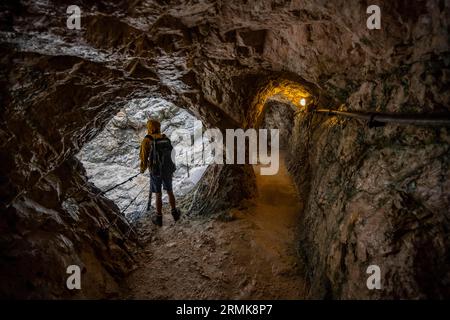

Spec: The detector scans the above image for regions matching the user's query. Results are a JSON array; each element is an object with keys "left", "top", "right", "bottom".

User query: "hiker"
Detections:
[{"left": 140, "top": 119, "right": 180, "bottom": 226}]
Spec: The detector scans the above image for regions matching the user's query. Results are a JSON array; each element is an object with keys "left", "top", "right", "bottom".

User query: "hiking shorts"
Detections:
[{"left": 150, "top": 173, "right": 173, "bottom": 193}]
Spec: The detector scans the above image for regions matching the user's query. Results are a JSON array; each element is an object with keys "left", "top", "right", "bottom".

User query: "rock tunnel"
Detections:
[{"left": 1, "top": 0, "right": 449, "bottom": 299}]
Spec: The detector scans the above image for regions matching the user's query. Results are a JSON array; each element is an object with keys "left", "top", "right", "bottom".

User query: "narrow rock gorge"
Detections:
[{"left": 0, "top": 0, "right": 449, "bottom": 299}]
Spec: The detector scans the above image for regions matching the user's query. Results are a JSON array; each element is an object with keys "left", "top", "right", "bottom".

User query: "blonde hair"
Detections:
[{"left": 147, "top": 119, "right": 161, "bottom": 134}]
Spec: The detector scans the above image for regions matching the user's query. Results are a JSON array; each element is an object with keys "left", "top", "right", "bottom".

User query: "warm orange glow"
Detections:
[{"left": 247, "top": 79, "right": 311, "bottom": 128}]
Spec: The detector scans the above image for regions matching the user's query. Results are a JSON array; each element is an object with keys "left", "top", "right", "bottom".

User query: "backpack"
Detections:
[{"left": 146, "top": 135, "right": 176, "bottom": 177}]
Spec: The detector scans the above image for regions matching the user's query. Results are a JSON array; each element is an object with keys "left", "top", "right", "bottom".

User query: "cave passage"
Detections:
[
  {"left": 1, "top": 0, "right": 449, "bottom": 300},
  {"left": 120, "top": 84, "right": 308, "bottom": 298},
  {"left": 122, "top": 153, "right": 306, "bottom": 299}
]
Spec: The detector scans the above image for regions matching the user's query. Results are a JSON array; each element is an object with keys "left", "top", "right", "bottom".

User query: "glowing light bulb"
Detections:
[{"left": 300, "top": 98, "right": 307, "bottom": 106}]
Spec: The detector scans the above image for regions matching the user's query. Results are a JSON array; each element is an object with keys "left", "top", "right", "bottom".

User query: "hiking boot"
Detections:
[
  {"left": 151, "top": 214, "right": 162, "bottom": 227},
  {"left": 171, "top": 208, "right": 181, "bottom": 222}
]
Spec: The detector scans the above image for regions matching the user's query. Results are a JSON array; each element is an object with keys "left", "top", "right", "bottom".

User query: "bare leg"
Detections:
[
  {"left": 167, "top": 191, "right": 176, "bottom": 210},
  {"left": 155, "top": 192, "right": 162, "bottom": 215}
]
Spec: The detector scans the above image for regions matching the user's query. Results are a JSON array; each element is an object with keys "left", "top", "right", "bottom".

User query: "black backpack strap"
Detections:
[{"left": 144, "top": 135, "right": 156, "bottom": 168}]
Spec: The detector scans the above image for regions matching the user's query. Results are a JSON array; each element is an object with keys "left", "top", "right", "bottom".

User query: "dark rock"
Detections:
[{"left": 0, "top": 0, "right": 449, "bottom": 299}]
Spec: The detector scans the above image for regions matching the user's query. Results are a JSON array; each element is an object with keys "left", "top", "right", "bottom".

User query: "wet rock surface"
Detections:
[{"left": 0, "top": 0, "right": 449, "bottom": 298}]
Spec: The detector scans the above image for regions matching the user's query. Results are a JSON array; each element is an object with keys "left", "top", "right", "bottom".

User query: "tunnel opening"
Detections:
[
  {"left": 247, "top": 77, "right": 315, "bottom": 180},
  {"left": 122, "top": 92, "right": 310, "bottom": 298},
  {"left": 245, "top": 77, "right": 316, "bottom": 128},
  {"left": 76, "top": 97, "right": 209, "bottom": 221}
]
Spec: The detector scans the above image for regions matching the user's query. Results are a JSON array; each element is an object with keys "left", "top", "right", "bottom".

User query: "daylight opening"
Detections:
[{"left": 76, "top": 98, "right": 208, "bottom": 220}]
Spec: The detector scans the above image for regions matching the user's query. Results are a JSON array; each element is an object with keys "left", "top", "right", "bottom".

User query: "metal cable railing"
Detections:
[
  {"left": 100, "top": 173, "right": 141, "bottom": 195},
  {"left": 65, "top": 173, "right": 148, "bottom": 244},
  {"left": 97, "top": 179, "right": 150, "bottom": 249},
  {"left": 314, "top": 108, "right": 450, "bottom": 127}
]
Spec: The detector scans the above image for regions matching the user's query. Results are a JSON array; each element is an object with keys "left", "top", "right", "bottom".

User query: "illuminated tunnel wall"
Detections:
[{"left": 246, "top": 79, "right": 314, "bottom": 129}]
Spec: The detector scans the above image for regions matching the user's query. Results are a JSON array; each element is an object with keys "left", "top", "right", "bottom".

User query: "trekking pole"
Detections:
[
  {"left": 100, "top": 173, "right": 140, "bottom": 195},
  {"left": 146, "top": 184, "right": 152, "bottom": 211},
  {"left": 186, "top": 151, "right": 190, "bottom": 178}
]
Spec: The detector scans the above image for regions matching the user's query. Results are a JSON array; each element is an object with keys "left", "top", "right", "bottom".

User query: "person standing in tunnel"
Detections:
[{"left": 140, "top": 119, "right": 180, "bottom": 227}]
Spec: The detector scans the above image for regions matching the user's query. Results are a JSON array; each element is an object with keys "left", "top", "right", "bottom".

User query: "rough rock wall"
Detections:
[
  {"left": 262, "top": 100, "right": 296, "bottom": 149},
  {"left": 181, "top": 164, "right": 257, "bottom": 217},
  {"left": 287, "top": 112, "right": 450, "bottom": 299},
  {"left": 1, "top": 0, "right": 449, "bottom": 299},
  {"left": 0, "top": 46, "right": 143, "bottom": 298},
  {"left": 0, "top": 158, "right": 135, "bottom": 298},
  {"left": 3, "top": 0, "right": 448, "bottom": 204}
]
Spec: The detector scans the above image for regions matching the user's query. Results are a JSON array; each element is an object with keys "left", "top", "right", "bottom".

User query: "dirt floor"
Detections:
[{"left": 120, "top": 157, "right": 307, "bottom": 299}]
